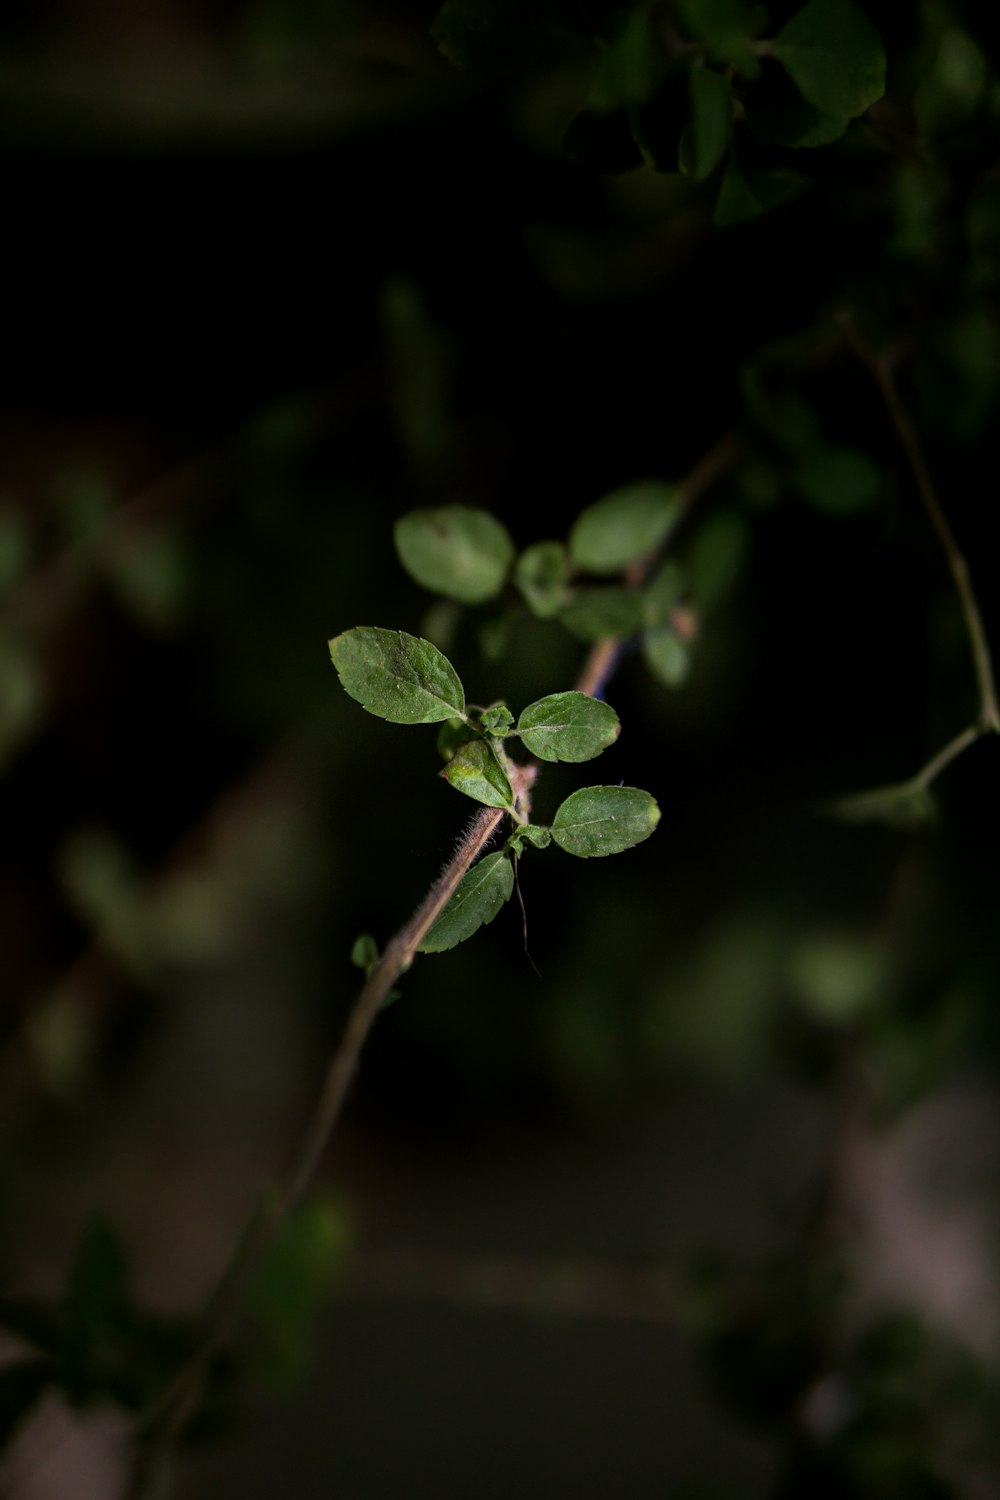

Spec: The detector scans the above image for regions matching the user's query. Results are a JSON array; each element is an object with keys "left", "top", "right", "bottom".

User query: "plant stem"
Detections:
[
  {"left": 127, "top": 801, "right": 513, "bottom": 1498},
  {"left": 576, "top": 430, "right": 739, "bottom": 701},
  {"left": 127, "top": 432, "right": 737, "bottom": 1496},
  {"left": 844, "top": 317, "right": 1000, "bottom": 735}
]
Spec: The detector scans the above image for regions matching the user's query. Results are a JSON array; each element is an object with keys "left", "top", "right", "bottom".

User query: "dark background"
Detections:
[{"left": 1, "top": 3, "right": 999, "bottom": 1496}]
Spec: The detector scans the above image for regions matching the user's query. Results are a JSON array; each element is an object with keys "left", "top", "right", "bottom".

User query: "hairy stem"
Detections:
[{"left": 127, "top": 432, "right": 736, "bottom": 1496}]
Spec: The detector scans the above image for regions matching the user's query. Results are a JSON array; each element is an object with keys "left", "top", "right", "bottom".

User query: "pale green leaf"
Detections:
[
  {"left": 771, "top": 0, "right": 886, "bottom": 118},
  {"left": 508, "top": 823, "right": 552, "bottom": 852},
  {"left": 394, "top": 506, "right": 514, "bottom": 604},
  {"left": 643, "top": 627, "right": 692, "bottom": 688},
  {"left": 440, "top": 738, "right": 514, "bottom": 808},
  {"left": 795, "top": 446, "right": 881, "bottom": 514},
  {"left": 516, "top": 691, "right": 620, "bottom": 763},
  {"left": 514, "top": 541, "right": 572, "bottom": 618},
  {"left": 350, "top": 933, "right": 379, "bottom": 976},
  {"left": 329, "top": 627, "right": 465, "bottom": 725},
  {"left": 480, "top": 703, "right": 515, "bottom": 735},
  {"left": 569, "top": 481, "right": 680, "bottom": 573},
  {"left": 552, "top": 785, "right": 660, "bottom": 857},
  {"left": 828, "top": 782, "right": 937, "bottom": 830},
  {"left": 419, "top": 851, "right": 515, "bottom": 952}
]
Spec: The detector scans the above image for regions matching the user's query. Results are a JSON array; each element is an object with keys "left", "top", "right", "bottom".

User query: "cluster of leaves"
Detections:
[
  {"left": 329, "top": 622, "right": 659, "bottom": 952},
  {"left": 394, "top": 490, "right": 741, "bottom": 691},
  {"left": 432, "top": 0, "right": 887, "bottom": 225}
]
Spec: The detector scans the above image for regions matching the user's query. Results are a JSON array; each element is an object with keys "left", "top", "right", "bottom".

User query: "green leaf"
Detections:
[
  {"left": 508, "top": 822, "right": 552, "bottom": 853},
  {"left": 771, "top": 0, "right": 886, "bottom": 118},
  {"left": 794, "top": 445, "right": 882, "bottom": 514},
  {"left": 558, "top": 587, "right": 646, "bottom": 642},
  {"left": 552, "top": 785, "right": 660, "bottom": 857},
  {"left": 743, "top": 64, "right": 850, "bottom": 148},
  {"left": 643, "top": 627, "right": 692, "bottom": 688},
  {"left": 516, "top": 691, "right": 620, "bottom": 763},
  {"left": 514, "top": 541, "right": 572, "bottom": 618},
  {"left": 679, "top": 68, "right": 732, "bottom": 182},
  {"left": 248, "top": 1193, "right": 351, "bottom": 1387},
  {"left": 394, "top": 506, "right": 515, "bottom": 604},
  {"left": 329, "top": 627, "right": 465, "bottom": 724},
  {"left": 350, "top": 933, "right": 379, "bottom": 977},
  {"left": 828, "top": 782, "right": 937, "bottom": 830},
  {"left": 714, "top": 160, "right": 807, "bottom": 227},
  {"left": 419, "top": 851, "right": 515, "bottom": 952},
  {"left": 440, "top": 738, "right": 514, "bottom": 808},
  {"left": 589, "top": 9, "right": 659, "bottom": 112},
  {"left": 569, "top": 481, "right": 680, "bottom": 573},
  {"left": 479, "top": 703, "right": 515, "bottom": 735}
]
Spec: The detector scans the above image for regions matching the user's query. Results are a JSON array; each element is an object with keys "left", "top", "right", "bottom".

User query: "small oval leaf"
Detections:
[
  {"left": 552, "top": 785, "right": 660, "bottom": 857},
  {"left": 419, "top": 851, "right": 515, "bottom": 952},
  {"left": 771, "top": 0, "right": 886, "bottom": 119},
  {"left": 394, "top": 506, "right": 515, "bottom": 604},
  {"left": 329, "top": 627, "right": 465, "bottom": 724},
  {"left": 643, "top": 627, "right": 692, "bottom": 688},
  {"left": 569, "top": 481, "right": 681, "bottom": 574},
  {"left": 440, "top": 738, "right": 514, "bottom": 808},
  {"left": 514, "top": 541, "right": 572, "bottom": 618},
  {"left": 517, "top": 692, "right": 620, "bottom": 763}
]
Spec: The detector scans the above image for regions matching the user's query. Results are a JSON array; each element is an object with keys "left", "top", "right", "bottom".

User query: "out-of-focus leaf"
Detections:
[
  {"left": 795, "top": 446, "right": 882, "bottom": 514},
  {"left": 248, "top": 1193, "right": 351, "bottom": 1388},
  {"left": 552, "top": 785, "right": 660, "bottom": 856},
  {"left": 687, "top": 510, "right": 750, "bottom": 608},
  {"left": 643, "top": 627, "right": 692, "bottom": 688},
  {"left": 679, "top": 68, "right": 732, "bottom": 181},
  {"left": 514, "top": 541, "right": 572, "bottom": 618},
  {"left": 394, "top": 506, "right": 514, "bottom": 604},
  {"left": 714, "top": 160, "right": 808, "bottom": 227},
  {"left": 771, "top": 0, "right": 886, "bottom": 118},
  {"left": 329, "top": 627, "right": 466, "bottom": 724},
  {"left": 589, "top": 10, "right": 659, "bottom": 112},
  {"left": 419, "top": 850, "right": 515, "bottom": 952},
  {"left": 744, "top": 64, "right": 850, "bottom": 147},
  {"left": 569, "top": 481, "right": 680, "bottom": 573},
  {"left": 828, "top": 781, "right": 938, "bottom": 829}
]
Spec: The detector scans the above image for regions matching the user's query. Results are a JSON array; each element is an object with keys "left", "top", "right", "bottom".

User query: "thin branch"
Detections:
[
  {"left": 576, "top": 429, "right": 739, "bottom": 701},
  {"left": 843, "top": 314, "right": 1000, "bottom": 735},
  {"left": 912, "top": 722, "right": 981, "bottom": 789},
  {"left": 127, "top": 431, "right": 737, "bottom": 1496}
]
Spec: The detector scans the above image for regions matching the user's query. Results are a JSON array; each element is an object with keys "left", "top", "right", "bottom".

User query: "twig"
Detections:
[
  {"left": 842, "top": 313, "right": 1000, "bottom": 736},
  {"left": 126, "top": 432, "right": 737, "bottom": 1496}
]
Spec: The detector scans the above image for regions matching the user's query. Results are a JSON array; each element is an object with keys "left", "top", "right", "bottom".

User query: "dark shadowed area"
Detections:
[{"left": 2, "top": 3, "right": 999, "bottom": 1497}]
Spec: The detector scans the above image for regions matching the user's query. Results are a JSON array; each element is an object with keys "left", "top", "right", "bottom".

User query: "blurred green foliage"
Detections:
[{"left": 1, "top": 0, "right": 999, "bottom": 1496}]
